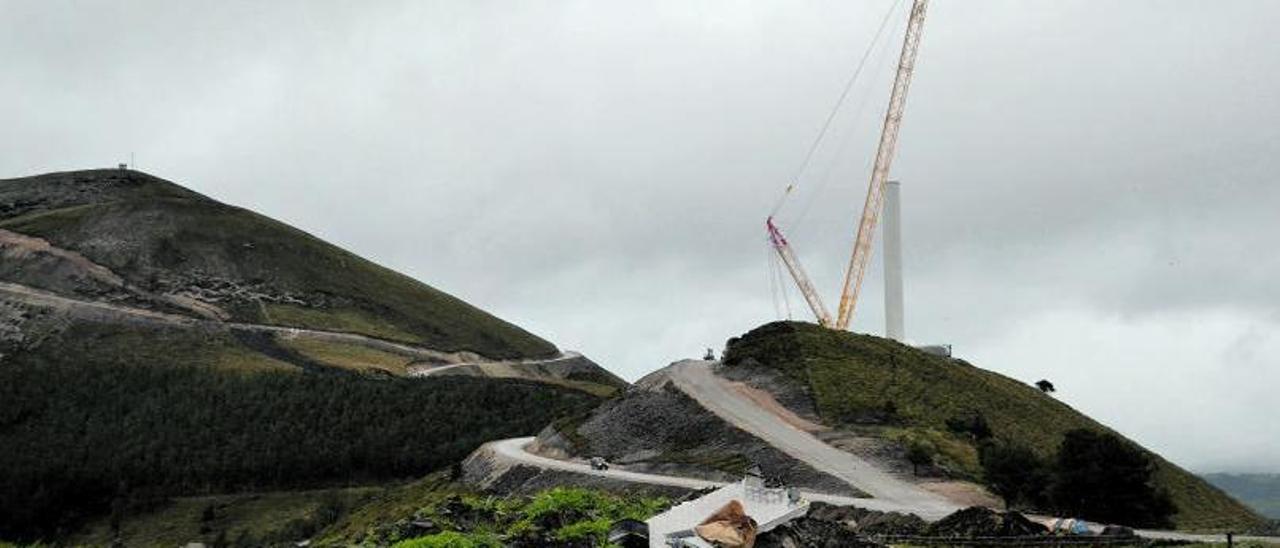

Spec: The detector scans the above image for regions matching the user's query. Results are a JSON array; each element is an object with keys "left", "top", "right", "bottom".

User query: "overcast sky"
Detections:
[{"left": 4, "top": 1, "right": 1277, "bottom": 474}]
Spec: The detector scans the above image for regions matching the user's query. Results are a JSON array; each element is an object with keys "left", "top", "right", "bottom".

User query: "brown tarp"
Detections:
[{"left": 695, "top": 499, "right": 759, "bottom": 547}]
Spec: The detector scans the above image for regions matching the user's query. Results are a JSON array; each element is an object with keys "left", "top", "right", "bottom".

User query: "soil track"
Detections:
[{"left": 0, "top": 281, "right": 548, "bottom": 368}]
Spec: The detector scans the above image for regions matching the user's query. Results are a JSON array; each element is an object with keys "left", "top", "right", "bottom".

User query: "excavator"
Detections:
[{"left": 767, "top": 0, "right": 928, "bottom": 331}]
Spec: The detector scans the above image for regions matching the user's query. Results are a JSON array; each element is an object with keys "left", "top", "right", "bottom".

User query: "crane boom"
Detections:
[
  {"left": 835, "top": 0, "right": 929, "bottom": 330},
  {"left": 766, "top": 217, "right": 833, "bottom": 327}
]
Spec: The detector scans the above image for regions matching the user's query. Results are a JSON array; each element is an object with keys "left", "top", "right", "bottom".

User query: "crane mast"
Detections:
[
  {"left": 766, "top": 217, "right": 833, "bottom": 327},
  {"left": 834, "top": 0, "right": 928, "bottom": 330}
]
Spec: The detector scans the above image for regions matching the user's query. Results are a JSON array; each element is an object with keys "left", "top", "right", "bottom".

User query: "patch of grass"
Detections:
[
  {"left": 213, "top": 344, "right": 303, "bottom": 373},
  {"left": 279, "top": 337, "right": 416, "bottom": 375},
  {"left": 29, "top": 319, "right": 299, "bottom": 375},
  {"left": 723, "top": 321, "right": 1265, "bottom": 531},
  {"left": 391, "top": 531, "right": 502, "bottom": 548},
  {"left": 884, "top": 427, "right": 981, "bottom": 479},
  {"left": 265, "top": 304, "right": 424, "bottom": 347},
  {"left": 68, "top": 487, "right": 378, "bottom": 548}
]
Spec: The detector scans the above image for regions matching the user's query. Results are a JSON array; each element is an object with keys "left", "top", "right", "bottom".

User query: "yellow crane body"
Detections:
[{"left": 835, "top": 0, "right": 929, "bottom": 330}]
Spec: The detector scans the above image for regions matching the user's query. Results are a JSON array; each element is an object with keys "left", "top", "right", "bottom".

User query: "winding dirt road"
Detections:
[{"left": 0, "top": 281, "right": 527, "bottom": 366}]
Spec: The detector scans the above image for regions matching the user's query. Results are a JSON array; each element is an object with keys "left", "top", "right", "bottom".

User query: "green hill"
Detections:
[
  {"left": 722, "top": 321, "right": 1263, "bottom": 531},
  {"left": 0, "top": 169, "right": 617, "bottom": 542},
  {"left": 0, "top": 169, "right": 554, "bottom": 359}
]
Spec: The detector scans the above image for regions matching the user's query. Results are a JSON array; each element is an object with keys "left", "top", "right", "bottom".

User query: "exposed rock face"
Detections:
[{"left": 531, "top": 364, "right": 862, "bottom": 497}]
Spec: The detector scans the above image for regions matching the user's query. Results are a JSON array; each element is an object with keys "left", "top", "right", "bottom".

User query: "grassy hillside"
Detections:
[
  {"left": 723, "top": 321, "right": 1263, "bottom": 531},
  {"left": 0, "top": 320, "right": 601, "bottom": 542},
  {"left": 1204, "top": 474, "right": 1280, "bottom": 519},
  {"left": 0, "top": 169, "right": 554, "bottom": 359}
]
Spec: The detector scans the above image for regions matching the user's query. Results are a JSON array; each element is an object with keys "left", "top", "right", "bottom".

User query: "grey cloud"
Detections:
[{"left": 4, "top": 0, "right": 1278, "bottom": 472}]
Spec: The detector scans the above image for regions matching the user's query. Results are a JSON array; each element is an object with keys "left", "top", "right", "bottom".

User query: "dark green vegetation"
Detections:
[
  {"left": 0, "top": 329, "right": 600, "bottom": 542},
  {"left": 1050, "top": 429, "right": 1175, "bottom": 527},
  {"left": 68, "top": 487, "right": 381, "bottom": 547},
  {"left": 723, "top": 321, "right": 1264, "bottom": 531},
  {"left": 383, "top": 487, "right": 668, "bottom": 548},
  {"left": 980, "top": 430, "right": 1174, "bottom": 527},
  {"left": 1204, "top": 474, "right": 1280, "bottom": 519},
  {"left": 0, "top": 169, "right": 554, "bottom": 359},
  {"left": 62, "top": 473, "right": 670, "bottom": 547}
]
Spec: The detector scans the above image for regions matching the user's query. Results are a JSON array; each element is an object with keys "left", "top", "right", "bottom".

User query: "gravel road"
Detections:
[{"left": 667, "top": 359, "right": 958, "bottom": 520}]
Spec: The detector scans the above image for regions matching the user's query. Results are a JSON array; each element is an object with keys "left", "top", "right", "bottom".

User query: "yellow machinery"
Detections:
[{"left": 766, "top": 0, "right": 929, "bottom": 331}]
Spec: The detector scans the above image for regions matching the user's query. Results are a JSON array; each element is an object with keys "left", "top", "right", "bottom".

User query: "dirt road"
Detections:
[
  {"left": 668, "top": 359, "right": 958, "bottom": 520},
  {"left": 487, "top": 437, "right": 934, "bottom": 514},
  {"left": 0, "top": 281, "right": 532, "bottom": 366}
]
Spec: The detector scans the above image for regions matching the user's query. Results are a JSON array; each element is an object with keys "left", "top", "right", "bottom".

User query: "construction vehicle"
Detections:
[{"left": 766, "top": 0, "right": 929, "bottom": 331}]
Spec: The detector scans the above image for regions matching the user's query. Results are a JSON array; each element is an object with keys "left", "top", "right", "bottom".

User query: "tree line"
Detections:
[
  {"left": 947, "top": 413, "right": 1176, "bottom": 528},
  {"left": 0, "top": 356, "right": 599, "bottom": 542}
]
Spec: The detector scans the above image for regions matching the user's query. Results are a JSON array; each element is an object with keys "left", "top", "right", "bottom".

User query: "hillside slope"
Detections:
[
  {"left": 0, "top": 168, "right": 620, "bottom": 542},
  {"left": 722, "top": 321, "right": 1263, "bottom": 531},
  {"left": 0, "top": 168, "right": 553, "bottom": 359}
]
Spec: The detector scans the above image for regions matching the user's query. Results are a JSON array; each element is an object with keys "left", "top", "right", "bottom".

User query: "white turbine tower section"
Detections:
[{"left": 883, "top": 180, "right": 904, "bottom": 341}]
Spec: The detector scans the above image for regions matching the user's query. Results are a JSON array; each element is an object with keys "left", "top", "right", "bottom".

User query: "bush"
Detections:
[
  {"left": 979, "top": 441, "right": 1050, "bottom": 509},
  {"left": 906, "top": 440, "right": 935, "bottom": 476},
  {"left": 946, "top": 413, "right": 993, "bottom": 441},
  {"left": 1049, "top": 429, "right": 1175, "bottom": 528}
]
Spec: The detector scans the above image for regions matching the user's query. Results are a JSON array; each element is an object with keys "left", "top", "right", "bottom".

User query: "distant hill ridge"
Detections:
[{"left": 1204, "top": 473, "right": 1280, "bottom": 519}]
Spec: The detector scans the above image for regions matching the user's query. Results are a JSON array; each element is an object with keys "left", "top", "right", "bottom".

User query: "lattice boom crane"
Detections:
[
  {"left": 836, "top": 0, "right": 929, "bottom": 330},
  {"left": 766, "top": 216, "right": 833, "bottom": 327},
  {"left": 766, "top": 0, "right": 929, "bottom": 332}
]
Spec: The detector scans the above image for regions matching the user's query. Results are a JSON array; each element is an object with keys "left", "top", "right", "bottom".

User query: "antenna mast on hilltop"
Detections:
[{"left": 766, "top": 0, "right": 929, "bottom": 332}]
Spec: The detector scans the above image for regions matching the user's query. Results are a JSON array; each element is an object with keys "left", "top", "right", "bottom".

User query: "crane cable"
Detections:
[
  {"left": 768, "top": 0, "right": 904, "bottom": 219},
  {"left": 765, "top": 238, "right": 793, "bottom": 320}
]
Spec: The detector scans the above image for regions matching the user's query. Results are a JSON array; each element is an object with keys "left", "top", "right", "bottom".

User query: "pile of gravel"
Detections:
[{"left": 926, "top": 506, "right": 1048, "bottom": 537}]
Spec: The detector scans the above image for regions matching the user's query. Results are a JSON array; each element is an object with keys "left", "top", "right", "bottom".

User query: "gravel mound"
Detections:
[{"left": 926, "top": 506, "right": 1048, "bottom": 537}]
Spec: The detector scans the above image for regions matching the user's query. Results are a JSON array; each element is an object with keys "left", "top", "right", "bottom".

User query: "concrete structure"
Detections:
[{"left": 883, "top": 180, "right": 904, "bottom": 341}]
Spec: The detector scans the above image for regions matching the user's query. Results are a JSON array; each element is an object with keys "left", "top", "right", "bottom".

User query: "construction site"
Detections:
[{"left": 3, "top": 1, "right": 1277, "bottom": 547}]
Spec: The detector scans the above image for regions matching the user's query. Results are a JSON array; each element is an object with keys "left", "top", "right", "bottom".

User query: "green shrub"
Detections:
[
  {"left": 392, "top": 531, "right": 501, "bottom": 548},
  {"left": 979, "top": 440, "right": 1050, "bottom": 509},
  {"left": 1049, "top": 429, "right": 1176, "bottom": 528}
]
